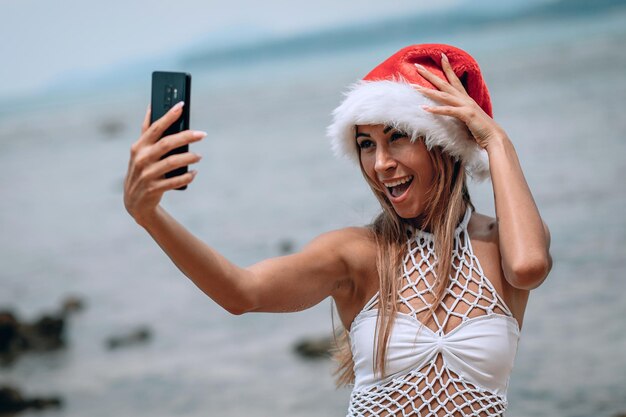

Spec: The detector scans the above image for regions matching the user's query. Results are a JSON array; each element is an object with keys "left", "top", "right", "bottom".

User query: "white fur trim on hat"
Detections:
[{"left": 326, "top": 80, "right": 490, "bottom": 181}]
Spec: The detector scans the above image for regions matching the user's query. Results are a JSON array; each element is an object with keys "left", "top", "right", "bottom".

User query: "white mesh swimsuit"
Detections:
[{"left": 347, "top": 207, "right": 521, "bottom": 416}]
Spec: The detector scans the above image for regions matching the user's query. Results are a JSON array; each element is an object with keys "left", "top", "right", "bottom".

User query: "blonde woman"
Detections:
[{"left": 124, "top": 44, "right": 552, "bottom": 416}]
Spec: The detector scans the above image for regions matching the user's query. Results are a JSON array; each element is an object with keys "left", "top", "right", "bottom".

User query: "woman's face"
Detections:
[{"left": 356, "top": 124, "right": 436, "bottom": 221}]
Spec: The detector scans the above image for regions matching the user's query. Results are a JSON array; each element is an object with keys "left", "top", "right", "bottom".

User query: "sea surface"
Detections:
[{"left": 1, "top": 3, "right": 625, "bottom": 417}]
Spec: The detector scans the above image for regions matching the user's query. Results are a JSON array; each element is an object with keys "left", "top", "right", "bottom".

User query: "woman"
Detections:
[{"left": 124, "top": 44, "right": 552, "bottom": 416}]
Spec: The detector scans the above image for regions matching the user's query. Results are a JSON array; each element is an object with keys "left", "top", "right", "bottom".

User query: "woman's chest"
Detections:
[{"left": 350, "top": 237, "right": 525, "bottom": 329}]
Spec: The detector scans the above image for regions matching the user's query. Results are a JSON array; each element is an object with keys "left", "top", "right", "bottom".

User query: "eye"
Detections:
[
  {"left": 390, "top": 131, "right": 408, "bottom": 142},
  {"left": 357, "top": 139, "right": 374, "bottom": 150}
]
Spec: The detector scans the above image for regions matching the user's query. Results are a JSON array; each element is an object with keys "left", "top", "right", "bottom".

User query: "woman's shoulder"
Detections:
[
  {"left": 313, "top": 226, "right": 378, "bottom": 279},
  {"left": 318, "top": 227, "right": 378, "bottom": 327},
  {"left": 468, "top": 210, "right": 499, "bottom": 241},
  {"left": 300, "top": 227, "right": 377, "bottom": 275},
  {"left": 309, "top": 226, "right": 374, "bottom": 245},
  {"left": 466, "top": 211, "right": 502, "bottom": 273},
  {"left": 468, "top": 211, "right": 530, "bottom": 327},
  {"left": 312, "top": 226, "right": 378, "bottom": 262}
]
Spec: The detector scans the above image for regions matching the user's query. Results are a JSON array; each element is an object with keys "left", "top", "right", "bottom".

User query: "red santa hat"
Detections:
[{"left": 327, "top": 44, "right": 492, "bottom": 181}]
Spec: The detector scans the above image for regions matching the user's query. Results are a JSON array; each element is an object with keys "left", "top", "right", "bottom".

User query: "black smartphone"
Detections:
[{"left": 150, "top": 71, "right": 192, "bottom": 190}]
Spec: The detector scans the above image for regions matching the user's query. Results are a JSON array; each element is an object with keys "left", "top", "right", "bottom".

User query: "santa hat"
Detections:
[{"left": 326, "top": 44, "right": 492, "bottom": 181}]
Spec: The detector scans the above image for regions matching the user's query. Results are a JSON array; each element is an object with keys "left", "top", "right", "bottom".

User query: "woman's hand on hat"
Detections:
[{"left": 414, "top": 54, "right": 506, "bottom": 151}]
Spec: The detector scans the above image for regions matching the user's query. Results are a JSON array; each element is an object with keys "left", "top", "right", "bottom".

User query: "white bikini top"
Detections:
[{"left": 347, "top": 207, "right": 521, "bottom": 416}]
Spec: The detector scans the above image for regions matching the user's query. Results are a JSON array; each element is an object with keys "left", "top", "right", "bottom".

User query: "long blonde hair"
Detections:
[{"left": 332, "top": 140, "right": 474, "bottom": 386}]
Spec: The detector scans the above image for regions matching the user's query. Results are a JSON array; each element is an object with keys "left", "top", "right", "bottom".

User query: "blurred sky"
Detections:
[{"left": 0, "top": 0, "right": 466, "bottom": 101}]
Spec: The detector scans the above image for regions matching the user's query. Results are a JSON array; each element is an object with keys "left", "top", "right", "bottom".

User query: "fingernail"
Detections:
[
  {"left": 415, "top": 64, "right": 425, "bottom": 71},
  {"left": 421, "top": 105, "right": 430, "bottom": 110},
  {"left": 173, "top": 101, "right": 185, "bottom": 111},
  {"left": 441, "top": 52, "right": 449, "bottom": 62},
  {"left": 196, "top": 153, "right": 202, "bottom": 160},
  {"left": 192, "top": 130, "right": 207, "bottom": 138}
]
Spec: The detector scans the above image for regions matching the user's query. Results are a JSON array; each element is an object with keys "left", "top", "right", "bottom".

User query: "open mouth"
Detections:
[{"left": 384, "top": 175, "right": 414, "bottom": 199}]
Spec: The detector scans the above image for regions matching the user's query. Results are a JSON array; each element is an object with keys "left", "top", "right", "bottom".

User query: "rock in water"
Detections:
[
  {"left": 106, "top": 326, "right": 152, "bottom": 350},
  {"left": 0, "top": 385, "right": 63, "bottom": 413},
  {"left": 293, "top": 335, "right": 333, "bottom": 359}
]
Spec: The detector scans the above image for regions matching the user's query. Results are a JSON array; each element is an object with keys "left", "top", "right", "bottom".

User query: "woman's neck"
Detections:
[{"left": 406, "top": 203, "right": 468, "bottom": 233}]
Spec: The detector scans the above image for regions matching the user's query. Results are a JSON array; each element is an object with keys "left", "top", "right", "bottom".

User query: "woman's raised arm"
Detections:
[
  {"left": 139, "top": 206, "right": 355, "bottom": 315},
  {"left": 482, "top": 135, "right": 552, "bottom": 290},
  {"left": 136, "top": 203, "right": 354, "bottom": 314}
]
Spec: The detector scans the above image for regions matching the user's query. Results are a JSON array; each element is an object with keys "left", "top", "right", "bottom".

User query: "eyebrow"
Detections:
[{"left": 355, "top": 126, "right": 405, "bottom": 138}]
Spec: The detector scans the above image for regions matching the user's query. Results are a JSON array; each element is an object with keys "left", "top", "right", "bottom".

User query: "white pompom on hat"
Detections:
[{"left": 326, "top": 44, "right": 493, "bottom": 181}]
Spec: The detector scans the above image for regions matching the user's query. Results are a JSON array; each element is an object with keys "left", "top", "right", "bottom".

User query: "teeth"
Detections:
[{"left": 384, "top": 176, "right": 413, "bottom": 188}]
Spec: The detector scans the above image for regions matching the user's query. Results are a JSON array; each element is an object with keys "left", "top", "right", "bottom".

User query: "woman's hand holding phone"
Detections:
[{"left": 124, "top": 102, "right": 206, "bottom": 227}]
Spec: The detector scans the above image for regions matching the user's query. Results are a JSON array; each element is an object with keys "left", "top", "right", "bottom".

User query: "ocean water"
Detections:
[{"left": 1, "top": 4, "right": 625, "bottom": 417}]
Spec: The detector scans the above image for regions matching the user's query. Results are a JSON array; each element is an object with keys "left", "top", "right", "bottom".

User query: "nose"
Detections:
[{"left": 374, "top": 146, "right": 397, "bottom": 174}]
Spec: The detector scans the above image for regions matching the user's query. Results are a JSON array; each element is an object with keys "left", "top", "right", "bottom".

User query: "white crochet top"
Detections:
[{"left": 347, "top": 207, "right": 520, "bottom": 416}]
